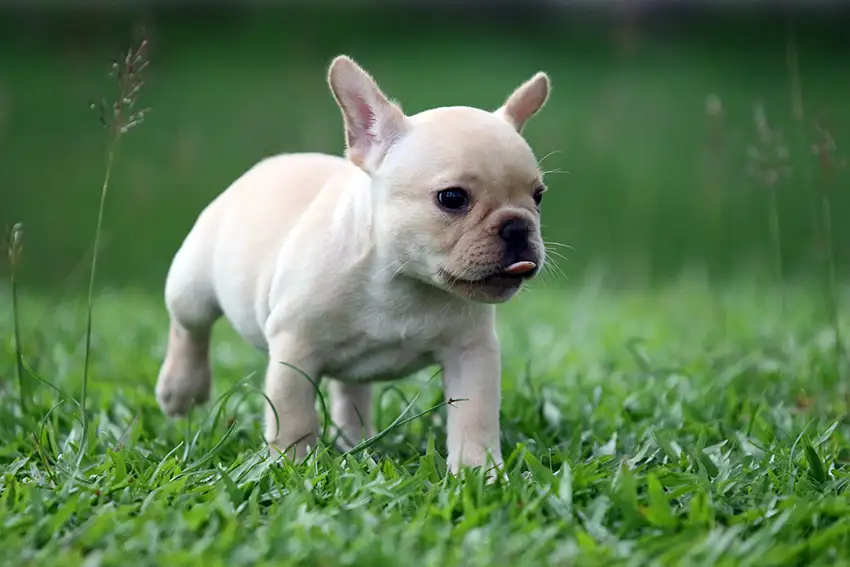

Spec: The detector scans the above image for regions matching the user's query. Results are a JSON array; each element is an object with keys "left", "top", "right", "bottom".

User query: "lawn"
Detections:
[
  {"left": 2, "top": 10, "right": 850, "bottom": 565},
  {"left": 2, "top": 277, "right": 850, "bottom": 566}
]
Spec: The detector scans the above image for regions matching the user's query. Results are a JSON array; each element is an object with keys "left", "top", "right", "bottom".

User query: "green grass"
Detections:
[{"left": 2, "top": 277, "right": 850, "bottom": 566}]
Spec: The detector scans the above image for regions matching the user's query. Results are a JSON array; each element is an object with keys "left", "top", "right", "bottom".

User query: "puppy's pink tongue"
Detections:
[{"left": 503, "top": 261, "right": 536, "bottom": 275}]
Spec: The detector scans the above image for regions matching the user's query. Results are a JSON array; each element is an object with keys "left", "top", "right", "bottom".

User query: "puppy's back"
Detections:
[{"left": 166, "top": 152, "right": 358, "bottom": 349}]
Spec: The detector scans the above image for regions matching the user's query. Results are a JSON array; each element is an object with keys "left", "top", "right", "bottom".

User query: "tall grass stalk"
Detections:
[
  {"left": 702, "top": 94, "right": 728, "bottom": 339},
  {"left": 812, "top": 120, "right": 845, "bottom": 376},
  {"left": 747, "top": 102, "right": 790, "bottom": 313},
  {"left": 78, "top": 38, "right": 150, "bottom": 463},
  {"left": 785, "top": 26, "right": 844, "bottom": 377},
  {"left": 819, "top": 185, "right": 840, "bottom": 357},
  {"left": 6, "top": 222, "right": 26, "bottom": 413},
  {"left": 766, "top": 185, "right": 784, "bottom": 312}
]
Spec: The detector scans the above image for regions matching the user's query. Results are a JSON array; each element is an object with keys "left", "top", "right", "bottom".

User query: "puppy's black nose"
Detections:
[{"left": 499, "top": 218, "right": 529, "bottom": 248}]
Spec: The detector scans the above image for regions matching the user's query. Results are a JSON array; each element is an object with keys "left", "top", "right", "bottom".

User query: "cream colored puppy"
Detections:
[{"left": 154, "top": 55, "right": 551, "bottom": 474}]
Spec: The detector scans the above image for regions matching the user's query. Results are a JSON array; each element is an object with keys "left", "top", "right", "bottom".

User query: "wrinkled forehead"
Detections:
[{"left": 382, "top": 107, "right": 542, "bottom": 189}]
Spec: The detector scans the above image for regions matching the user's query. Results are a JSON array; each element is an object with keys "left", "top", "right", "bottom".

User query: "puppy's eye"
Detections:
[
  {"left": 533, "top": 188, "right": 545, "bottom": 206},
  {"left": 437, "top": 188, "right": 470, "bottom": 211}
]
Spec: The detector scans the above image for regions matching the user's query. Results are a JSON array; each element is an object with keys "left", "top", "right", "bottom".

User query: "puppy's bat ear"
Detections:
[
  {"left": 494, "top": 72, "right": 550, "bottom": 133},
  {"left": 328, "top": 55, "right": 408, "bottom": 173}
]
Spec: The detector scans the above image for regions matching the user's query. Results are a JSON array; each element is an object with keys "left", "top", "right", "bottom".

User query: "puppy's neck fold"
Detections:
[{"left": 329, "top": 170, "right": 383, "bottom": 267}]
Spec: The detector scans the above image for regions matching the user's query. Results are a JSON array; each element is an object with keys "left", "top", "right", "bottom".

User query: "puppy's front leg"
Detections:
[
  {"left": 264, "top": 335, "right": 321, "bottom": 462},
  {"left": 330, "top": 381, "right": 375, "bottom": 451},
  {"left": 440, "top": 331, "right": 503, "bottom": 474}
]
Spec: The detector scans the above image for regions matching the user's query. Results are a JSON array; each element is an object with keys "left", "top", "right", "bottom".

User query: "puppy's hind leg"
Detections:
[{"left": 155, "top": 239, "right": 222, "bottom": 417}]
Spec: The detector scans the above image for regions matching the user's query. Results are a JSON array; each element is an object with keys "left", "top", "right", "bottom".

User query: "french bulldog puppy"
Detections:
[{"left": 155, "top": 55, "right": 550, "bottom": 474}]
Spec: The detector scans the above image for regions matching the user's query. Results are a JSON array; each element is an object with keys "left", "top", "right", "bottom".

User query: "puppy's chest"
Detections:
[{"left": 316, "top": 309, "right": 454, "bottom": 382}]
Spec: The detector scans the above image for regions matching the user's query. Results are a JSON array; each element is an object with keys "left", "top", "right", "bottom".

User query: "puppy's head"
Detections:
[{"left": 328, "top": 55, "right": 551, "bottom": 303}]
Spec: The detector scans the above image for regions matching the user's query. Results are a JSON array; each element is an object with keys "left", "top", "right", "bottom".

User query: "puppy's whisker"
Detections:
[
  {"left": 545, "top": 258, "right": 569, "bottom": 281},
  {"left": 372, "top": 259, "right": 401, "bottom": 281},
  {"left": 541, "top": 168, "right": 570, "bottom": 177},
  {"left": 540, "top": 263, "right": 556, "bottom": 283},
  {"left": 533, "top": 270, "right": 550, "bottom": 289},
  {"left": 389, "top": 259, "right": 411, "bottom": 280},
  {"left": 444, "top": 264, "right": 478, "bottom": 284},
  {"left": 511, "top": 287, "right": 526, "bottom": 300},
  {"left": 544, "top": 243, "right": 572, "bottom": 262},
  {"left": 537, "top": 149, "right": 563, "bottom": 167},
  {"left": 546, "top": 249, "right": 570, "bottom": 263},
  {"left": 541, "top": 249, "right": 569, "bottom": 281},
  {"left": 544, "top": 240, "right": 574, "bottom": 251},
  {"left": 547, "top": 263, "right": 567, "bottom": 283},
  {"left": 458, "top": 266, "right": 480, "bottom": 282}
]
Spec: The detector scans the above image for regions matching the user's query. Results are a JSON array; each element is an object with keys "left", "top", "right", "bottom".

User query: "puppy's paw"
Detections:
[
  {"left": 447, "top": 449, "right": 505, "bottom": 484},
  {"left": 155, "top": 364, "right": 211, "bottom": 417},
  {"left": 267, "top": 431, "right": 319, "bottom": 463},
  {"left": 333, "top": 423, "right": 376, "bottom": 452},
  {"left": 485, "top": 464, "right": 509, "bottom": 485},
  {"left": 448, "top": 462, "right": 507, "bottom": 485}
]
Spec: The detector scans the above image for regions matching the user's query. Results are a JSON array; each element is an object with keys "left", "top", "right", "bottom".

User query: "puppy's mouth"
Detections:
[{"left": 439, "top": 261, "right": 538, "bottom": 295}]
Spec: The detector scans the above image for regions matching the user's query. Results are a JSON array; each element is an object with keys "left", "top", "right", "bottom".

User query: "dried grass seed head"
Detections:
[
  {"left": 746, "top": 101, "right": 792, "bottom": 187},
  {"left": 93, "top": 37, "right": 151, "bottom": 135},
  {"left": 6, "top": 222, "right": 23, "bottom": 267}
]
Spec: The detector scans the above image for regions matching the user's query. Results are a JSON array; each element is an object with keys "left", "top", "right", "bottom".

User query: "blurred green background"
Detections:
[{"left": 1, "top": 4, "right": 848, "bottom": 293}]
